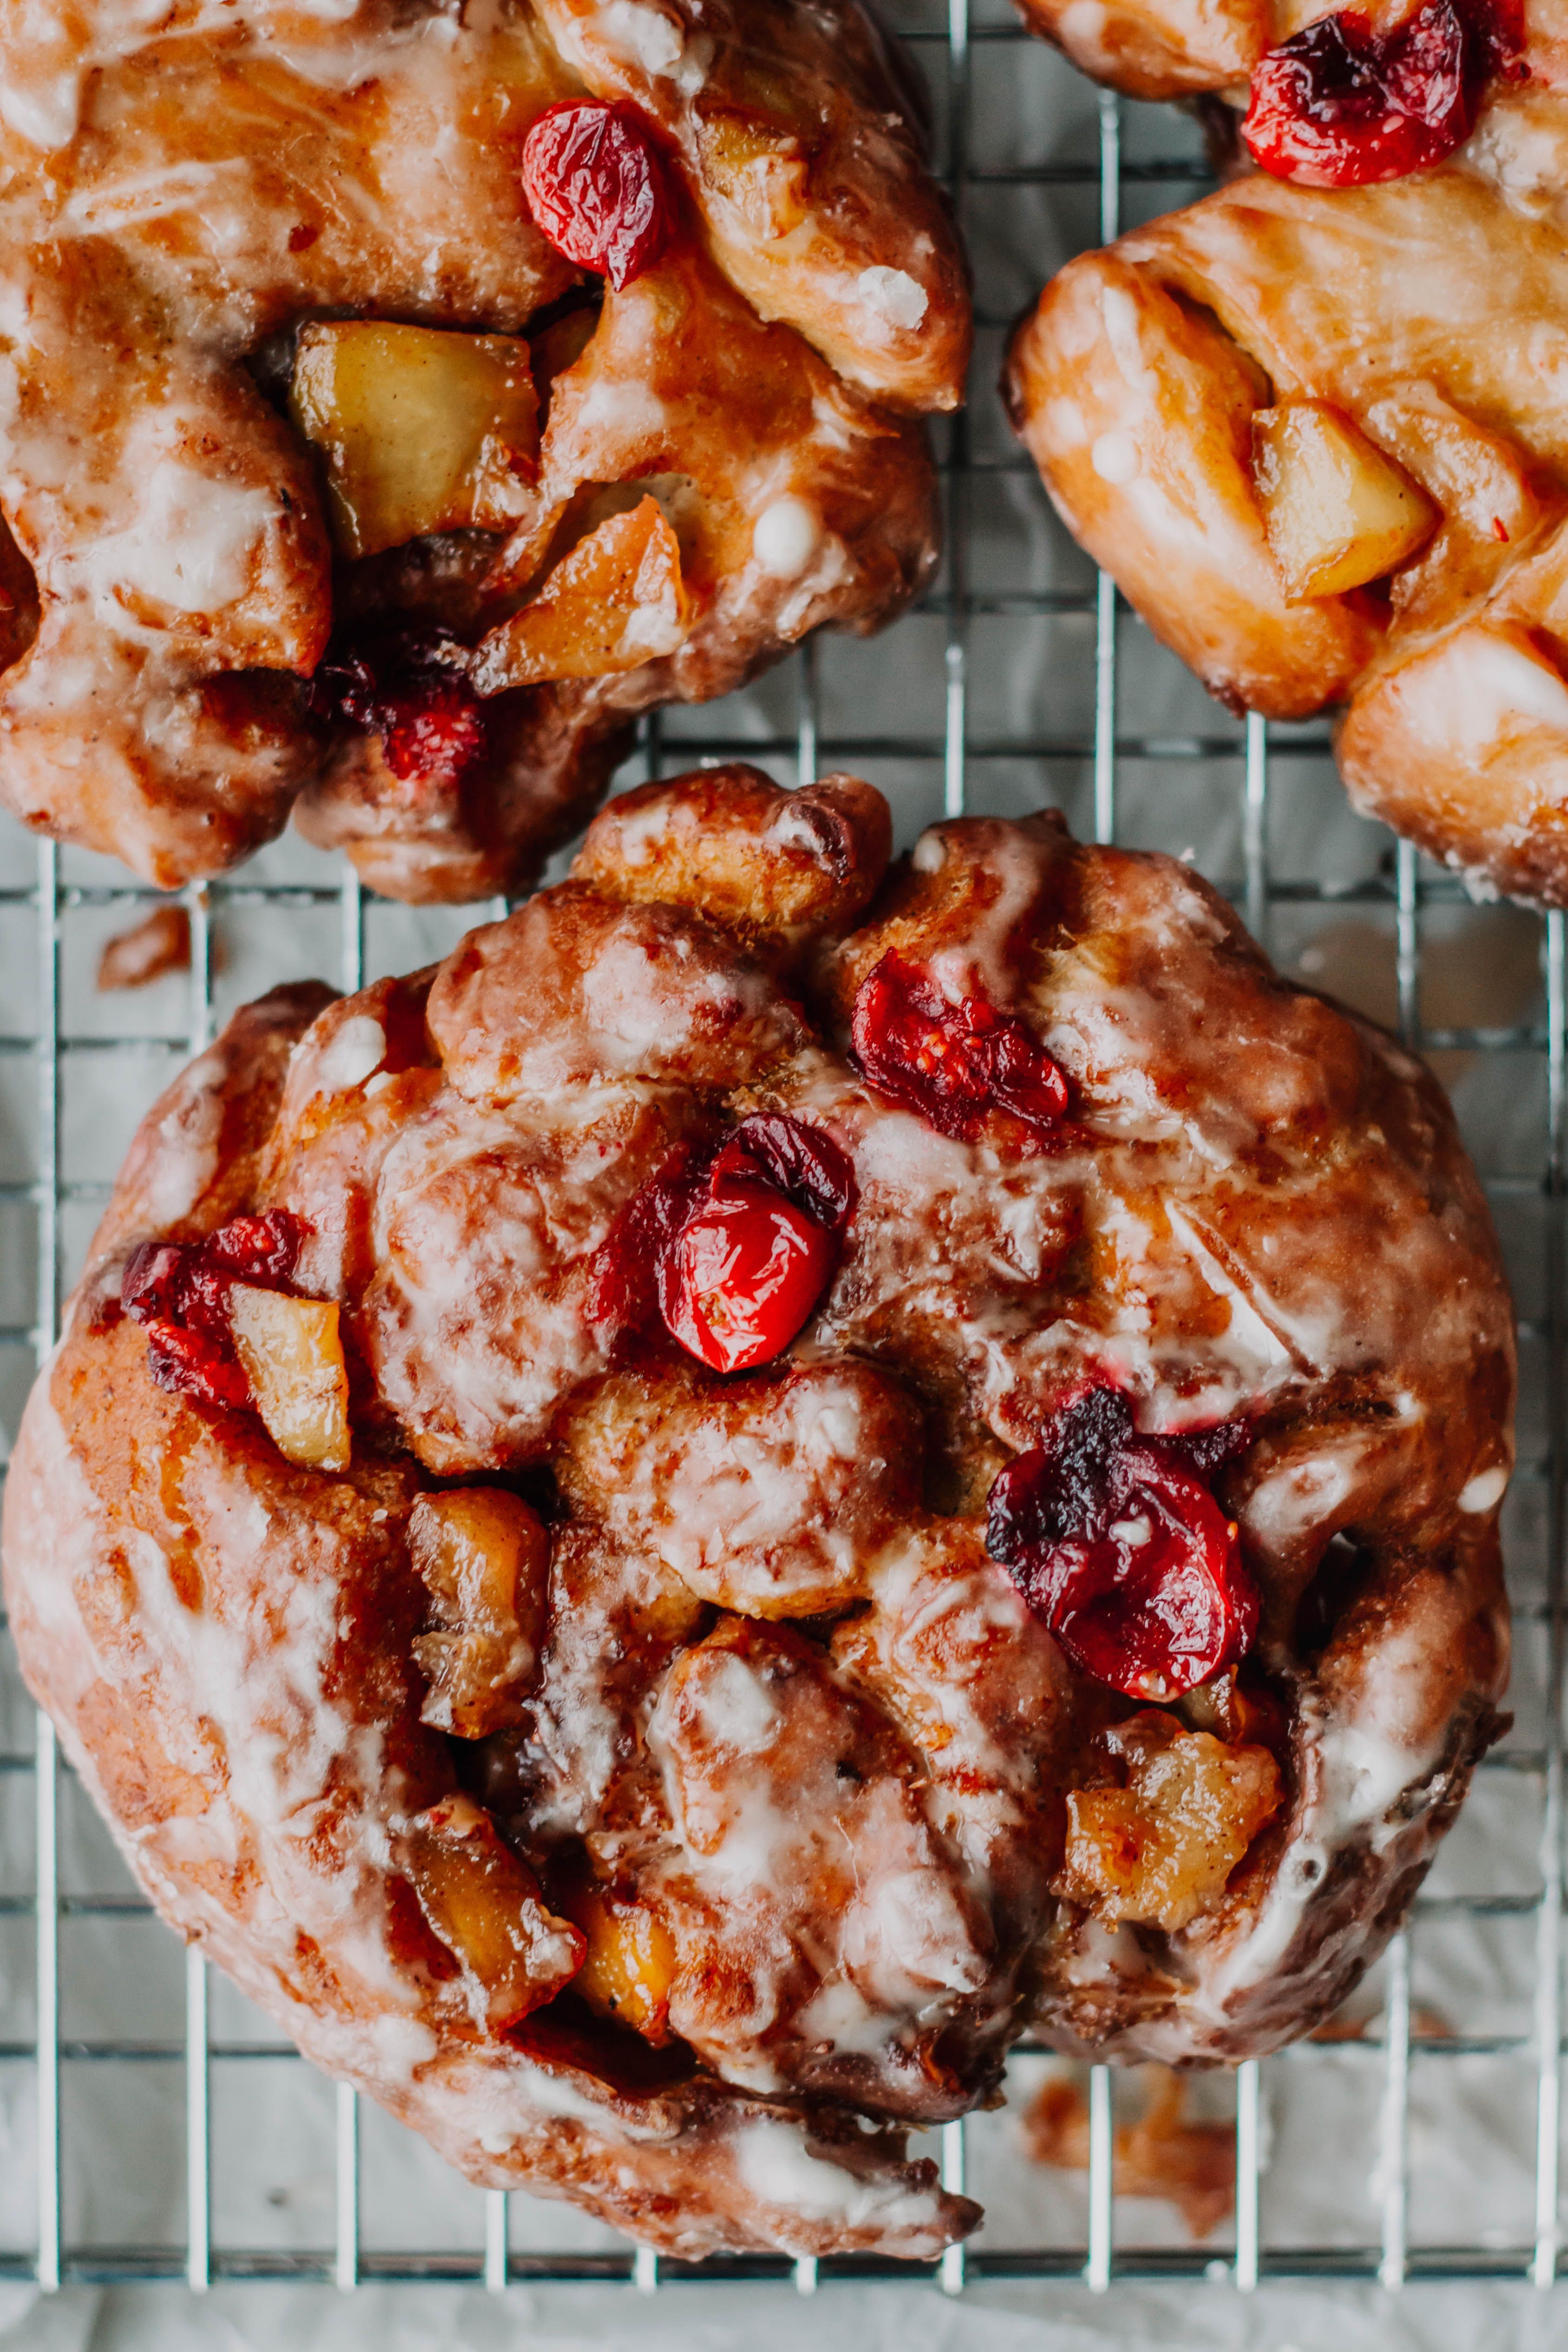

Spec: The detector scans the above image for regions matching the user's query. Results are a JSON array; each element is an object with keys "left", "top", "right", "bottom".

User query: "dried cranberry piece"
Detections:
[
  {"left": 121, "top": 1210, "right": 308, "bottom": 1412},
  {"left": 659, "top": 1180, "right": 837, "bottom": 1374},
  {"left": 309, "top": 628, "right": 487, "bottom": 802},
  {"left": 986, "top": 1386, "right": 1258, "bottom": 1701},
  {"left": 203, "top": 1212, "right": 305, "bottom": 1287},
  {"left": 707, "top": 1113, "right": 857, "bottom": 1238},
  {"left": 851, "top": 951, "right": 1068, "bottom": 1143},
  {"left": 1242, "top": 0, "right": 1523, "bottom": 188},
  {"left": 140, "top": 1320, "right": 253, "bottom": 1412},
  {"left": 121, "top": 1240, "right": 192, "bottom": 1327},
  {"left": 520, "top": 99, "right": 676, "bottom": 291}
]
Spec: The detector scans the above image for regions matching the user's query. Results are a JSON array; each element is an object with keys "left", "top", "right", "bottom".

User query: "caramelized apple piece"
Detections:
[
  {"left": 227, "top": 1284, "right": 350, "bottom": 1471},
  {"left": 469, "top": 498, "right": 691, "bottom": 693},
  {"left": 399, "top": 1795, "right": 584, "bottom": 2033},
  {"left": 563, "top": 1883, "right": 677, "bottom": 2042},
  {"left": 290, "top": 322, "right": 539, "bottom": 559},
  {"left": 1054, "top": 1711, "right": 1281, "bottom": 1933},
  {"left": 409, "top": 1488, "right": 548, "bottom": 1739},
  {"left": 1251, "top": 401, "right": 1436, "bottom": 602},
  {"left": 695, "top": 109, "right": 810, "bottom": 240}
]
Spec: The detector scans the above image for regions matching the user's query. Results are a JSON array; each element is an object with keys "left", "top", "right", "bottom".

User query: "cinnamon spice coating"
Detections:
[
  {"left": 1005, "top": 120, "right": 1568, "bottom": 907},
  {"left": 3, "top": 764, "right": 1512, "bottom": 2257},
  {"left": 0, "top": 2, "right": 964, "bottom": 902}
]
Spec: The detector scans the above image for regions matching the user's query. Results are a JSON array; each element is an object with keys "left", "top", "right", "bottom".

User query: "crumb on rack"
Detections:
[
  {"left": 96, "top": 904, "right": 192, "bottom": 992},
  {"left": 1310, "top": 1998, "right": 1454, "bottom": 2044},
  {"left": 1023, "top": 2064, "right": 1236, "bottom": 2240}
]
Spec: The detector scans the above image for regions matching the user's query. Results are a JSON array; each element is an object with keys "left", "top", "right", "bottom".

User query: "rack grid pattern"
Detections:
[{"left": 0, "top": 4, "right": 1563, "bottom": 2308}]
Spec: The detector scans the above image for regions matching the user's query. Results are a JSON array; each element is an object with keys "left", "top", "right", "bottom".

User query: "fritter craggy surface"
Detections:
[
  {"left": 3, "top": 765, "right": 1512, "bottom": 2257},
  {"left": 0, "top": 1, "right": 964, "bottom": 901}
]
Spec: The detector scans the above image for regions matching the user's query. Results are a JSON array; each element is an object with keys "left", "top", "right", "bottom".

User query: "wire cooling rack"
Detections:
[{"left": 0, "top": 0, "right": 1562, "bottom": 2308}]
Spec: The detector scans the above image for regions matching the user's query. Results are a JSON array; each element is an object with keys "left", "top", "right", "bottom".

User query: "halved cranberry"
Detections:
[
  {"left": 986, "top": 1386, "right": 1257, "bottom": 1701},
  {"left": 1242, "top": 0, "right": 1523, "bottom": 188},
  {"left": 309, "top": 629, "right": 487, "bottom": 802},
  {"left": 521, "top": 100, "right": 675, "bottom": 291},
  {"left": 851, "top": 951, "right": 1068, "bottom": 1143},
  {"left": 122, "top": 1209, "right": 308, "bottom": 1411},
  {"left": 660, "top": 1180, "right": 837, "bottom": 1373}
]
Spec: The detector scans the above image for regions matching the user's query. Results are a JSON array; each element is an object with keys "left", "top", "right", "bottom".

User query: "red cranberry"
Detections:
[
  {"left": 1242, "top": 0, "right": 1523, "bottom": 187},
  {"left": 136, "top": 1320, "right": 253, "bottom": 1413},
  {"left": 202, "top": 1213, "right": 306, "bottom": 1286},
  {"left": 309, "top": 630, "right": 487, "bottom": 802},
  {"left": 706, "top": 1113, "right": 857, "bottom": 1239},
  {"left": 121, "top": 1241, "right": 193, "bottom": 1328},
  {"left": 986, "top": 1386, "right": 1258, "bottom": 1700},
  {"left": 122, "top": 1210, "right": 308, "bottom": 1412},
  {"left": 379, "top": 680, "right": 485, "bottom": 790},
  {"left": 851, "top": 952, "right": 1068, "bottom": 1144},
  {"left": 520, "top": 100, "right": 676, "bottom": 291},
  {"left": 592, "top": 1115, "right": 853, "bottom": 1369},
  {"left": 588, "top": 1146, "right": 707, "bottom": 1334},
  {"left": 660, "top": 1180, "right": 837, "bottom": 1373}
]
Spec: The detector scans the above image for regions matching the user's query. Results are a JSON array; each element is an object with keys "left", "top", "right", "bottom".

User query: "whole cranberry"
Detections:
[
  {"left": 595, "top": 1114, "right": 853, "bottom": 1370},
  {"left": 1242, "top": 0, "right": 1523, "bottom": 187},
  {"left": 660, "top": 1180, "right": 838, "bottom": 1373},
  {"left": 521, "top": 99, "right": 676, "bottom": 290}
]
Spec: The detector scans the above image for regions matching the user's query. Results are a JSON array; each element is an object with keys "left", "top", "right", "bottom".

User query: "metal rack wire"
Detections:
[{"left": 0, "top": 1, "right": 1563, "bottom": 2306}]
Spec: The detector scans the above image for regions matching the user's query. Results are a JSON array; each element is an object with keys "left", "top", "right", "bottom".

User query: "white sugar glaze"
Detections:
[{"left": 2, "top": 791, "right": 1514, "bottom": 2250}]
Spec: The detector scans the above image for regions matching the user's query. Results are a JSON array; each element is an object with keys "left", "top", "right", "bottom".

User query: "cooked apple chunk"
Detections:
[
  {"left": 1251, "top": 401, "right": 1437, "bottom": 603},
  {"left": 399, "top": 1795, "right": 584, "bottom": 2033},
  {"left": 227, "top": 1284, "right": 350, "bottom": 1471},
  {"left": 409, "top": 1487, "right": 548, "bottom": 1739},
  {"left": 1054, "top": 1711, "right": 1281, "bottom": 1934},
  {"left": 290, "top": 322, "right": 539, "bottom": 559},
  {"left": 564, "top": 1882, "right": 677, "bottom": 2042},
  {"left": 695, "top": 109, "right": 810, "bottom": 240},
  {"left": 469, "top": 497, "right": 691, "bottom": 692}
]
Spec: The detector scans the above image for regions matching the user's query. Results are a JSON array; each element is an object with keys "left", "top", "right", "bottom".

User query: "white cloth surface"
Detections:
[{"left": 4, "top": 2280, "right": 1568, "bottom": 2352}]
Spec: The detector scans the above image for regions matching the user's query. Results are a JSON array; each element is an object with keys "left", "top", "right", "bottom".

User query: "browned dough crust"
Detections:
[{"left": 2, "top": 765, "right": 1512, "bottom": 2255}]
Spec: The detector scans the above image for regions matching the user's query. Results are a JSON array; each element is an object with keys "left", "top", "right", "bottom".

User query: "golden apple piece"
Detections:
[
  {"left": 469, "top": 497, "right": 692, "bottom": 694},
  {"left": 289, "top": 321, "right": 539, "bottom": 559},
  {"left": 399, "top": 1795, "right": 584, "bottom": 2033},
  {"left": 409, "top": 1487, "right": 548, "bottom": 1739},
  {"left": 1251, "top": 400, "right": 1437, "bottom": 603},
  {"left": 1053, "top": 1712, "right": 1281, "bottom": 1933},
  {"left": 227, "top": 1284, "right": 351, "bottom": 1472},
  {"left": 563, "top": 1883, "right": 678, "bottom": 2042},
  {"left": 695, "top": 108, "right": 810, "bottom": 239}
]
